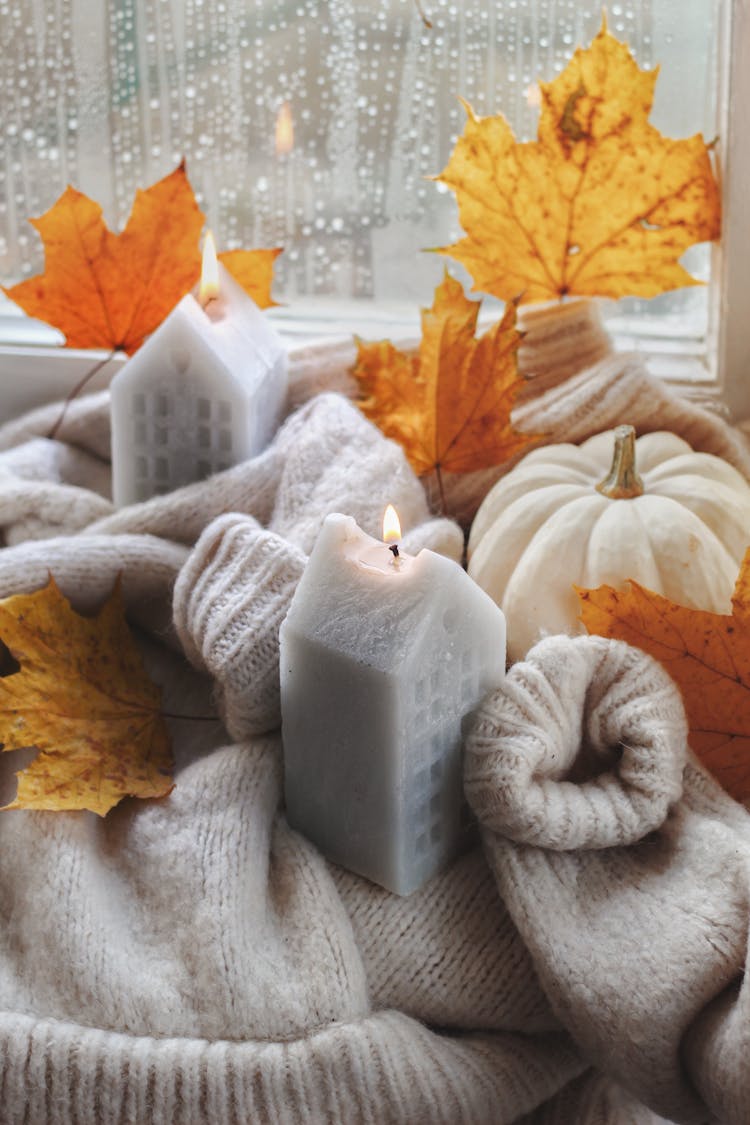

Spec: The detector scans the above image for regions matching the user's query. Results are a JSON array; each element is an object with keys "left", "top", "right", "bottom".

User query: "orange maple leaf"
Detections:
[
  {"left": 434, "top": 19, "right": 720, "bottom": 303},
  {"left": 353, "top": 273, "right": 537, "bottom": 489},
  {"left": 4, "top": 163, "right": 280, "bottom": 354},
  {"left": 577, "top": 551, "right": 750, "bottom": 802},
  {"left": 0, "top": 578, "right": 173, "bottom": 815}
]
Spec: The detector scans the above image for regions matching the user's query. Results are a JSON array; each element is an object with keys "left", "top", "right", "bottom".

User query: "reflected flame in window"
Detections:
[{"left": 275, "top": 101, "right": 294, "bottom": 156}]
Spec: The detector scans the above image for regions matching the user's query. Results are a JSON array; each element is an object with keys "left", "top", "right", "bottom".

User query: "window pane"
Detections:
[{"left": 0, "top": 0, "right": 726, "bottom": 357}]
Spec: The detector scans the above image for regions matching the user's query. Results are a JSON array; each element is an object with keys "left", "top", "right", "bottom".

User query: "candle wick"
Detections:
[{"left": 388, "top": 543, "right": 400, "bottom": 558}]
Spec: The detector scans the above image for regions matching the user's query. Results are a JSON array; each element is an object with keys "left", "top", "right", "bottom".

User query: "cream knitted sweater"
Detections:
[{"left": 0, "top": 337, "right": 747, "bottom": 1123}]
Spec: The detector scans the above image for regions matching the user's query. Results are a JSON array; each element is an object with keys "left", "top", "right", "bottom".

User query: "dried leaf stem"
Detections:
[{"left": 47, "top": 349, "right": 118, "bottom": 440}]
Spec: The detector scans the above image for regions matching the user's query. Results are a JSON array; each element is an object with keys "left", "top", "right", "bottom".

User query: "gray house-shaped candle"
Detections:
[
  {"left": 110, "top": 263, "right": 287, "bottom": 507},
  {"left": 280, "top": 513, "right": 507, "bottom": 895}
]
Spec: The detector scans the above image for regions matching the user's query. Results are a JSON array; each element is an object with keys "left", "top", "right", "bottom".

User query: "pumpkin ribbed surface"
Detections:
[{"left": 468, "top": 430, "right": 750, "bottom": 662}]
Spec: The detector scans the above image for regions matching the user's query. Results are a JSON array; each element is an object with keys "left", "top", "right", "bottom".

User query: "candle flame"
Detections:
[
  {"left": 275, "top": 100, "right": 294, "bottom": 156},
  {"left": 199, "top": 230, "right": 220, "bottom": 307},
  {"left": 382, "top": 504, "right": 401, "bottom": 543}
]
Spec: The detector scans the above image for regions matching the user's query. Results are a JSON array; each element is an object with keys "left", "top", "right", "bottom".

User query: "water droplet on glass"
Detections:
[{"left": 0, "top": 0, "right": 718, "bottom": 319}]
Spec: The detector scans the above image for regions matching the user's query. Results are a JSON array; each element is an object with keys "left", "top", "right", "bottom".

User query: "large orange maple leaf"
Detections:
[
  {"left": 578, "top": 550, "right": 750, "bottom": 802},
  {"left": 353, "top": 273, "right": 538, "bottom": 493},
  {"left": 434, "top": 20, "right": 720, "bottom": 303},
  {"left": 0, "top": 578, "right": 173, "bottom": 816},
  {"left": 4, "top": 163, "right": 279, "bottom": 354}
]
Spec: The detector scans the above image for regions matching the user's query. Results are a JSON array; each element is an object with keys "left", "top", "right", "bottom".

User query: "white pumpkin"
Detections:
[{"left": 467, "top": 425, "right": 750, "bottom": 662}]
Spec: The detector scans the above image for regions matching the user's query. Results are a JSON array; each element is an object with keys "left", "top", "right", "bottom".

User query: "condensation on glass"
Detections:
[{"left": 0, "top": 0, "right": 725, "bottom": 351}]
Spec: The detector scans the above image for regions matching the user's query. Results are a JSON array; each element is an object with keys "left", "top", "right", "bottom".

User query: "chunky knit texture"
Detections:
[
  {"left": 173, "top": 515, "right": 308, "bottom": 738},
  {"left": 466, "top": 636, "right": 688, "bottom": 851},
  {"left": 518, "top": 1073, "right": 676, "bottom": 1125},
  {"left": 0, "top": 387, "right": 588, "bottom": 1124},
  {"left": 289, "top": 300, "right": 750, "bottom": 526},
  {"left": 466, "top": 634, "right": 750, "bottom": 1125},
  {"left": 0, "top": 331, "right": 750, "bottom": 1123},
  {"left": 172, "top": 511, "right": 463, "bottom": 742},
  {"left": 443, "top": 344, "right": 750, "bottom": 525}
]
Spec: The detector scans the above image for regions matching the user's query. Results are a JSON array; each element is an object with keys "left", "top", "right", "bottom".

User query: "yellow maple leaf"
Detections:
[
  {"left": 353, "top": 273, "right": 538, "bottom": 494},
  {"left": 577, "top": 549, "right": 750, "bottom": 802},
  {"left": 0, "top": 579, "right": 173, "bottom": 816},
  {"left": 434, "top": 20, "right": 720, "bottom": 303}
]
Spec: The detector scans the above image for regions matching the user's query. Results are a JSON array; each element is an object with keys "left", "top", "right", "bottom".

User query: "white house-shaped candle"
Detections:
[
  {"left": 110, "top": 237, "right": 287, "bottom": 507},
  {"left": 280, "top": 512, "right": 507, "bottom": 896}
]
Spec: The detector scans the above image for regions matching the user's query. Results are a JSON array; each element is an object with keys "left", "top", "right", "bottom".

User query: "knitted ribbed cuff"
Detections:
[
  {"left": 173, "top": 514, "right": 306, "bottom": 740},
  {"left": 0, "top": 1009, "right": 583, "bottom": 1125},
  {"left": 465, "top": 635, "right": 688, "bottom": 850}
]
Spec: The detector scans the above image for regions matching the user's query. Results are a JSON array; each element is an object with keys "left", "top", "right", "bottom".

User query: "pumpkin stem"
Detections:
[{"left": 595, "top": 425, "right": 644, "bottom": 500}]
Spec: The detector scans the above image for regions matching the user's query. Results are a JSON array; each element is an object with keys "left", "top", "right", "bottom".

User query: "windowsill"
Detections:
[
  {"left": 0, "top": 299, "right": 722, "bottom": 424},
  {"left": 607, "top": 314, "right": 715, "bottom": 386}
]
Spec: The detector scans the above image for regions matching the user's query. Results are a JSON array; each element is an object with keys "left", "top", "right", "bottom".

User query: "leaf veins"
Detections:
[
  {"left": 434, "top": 19, "right": 720, "bottom": 303},
  {"left": 578, "top": 550, "right": 750, "bottom": 802}
]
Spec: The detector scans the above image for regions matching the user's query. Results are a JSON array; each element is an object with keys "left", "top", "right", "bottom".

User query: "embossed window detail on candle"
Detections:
[{"left": 426, "top": 736, "right": 463, "bottom": 856}]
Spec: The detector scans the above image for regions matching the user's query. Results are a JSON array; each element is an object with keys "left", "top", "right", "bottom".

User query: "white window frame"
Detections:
[
  {"left": 0, "top": 2, "right": 748, "bottom": 424},
  {"left": 713, "top": 0, "right": 750, "bottom": 419}
]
